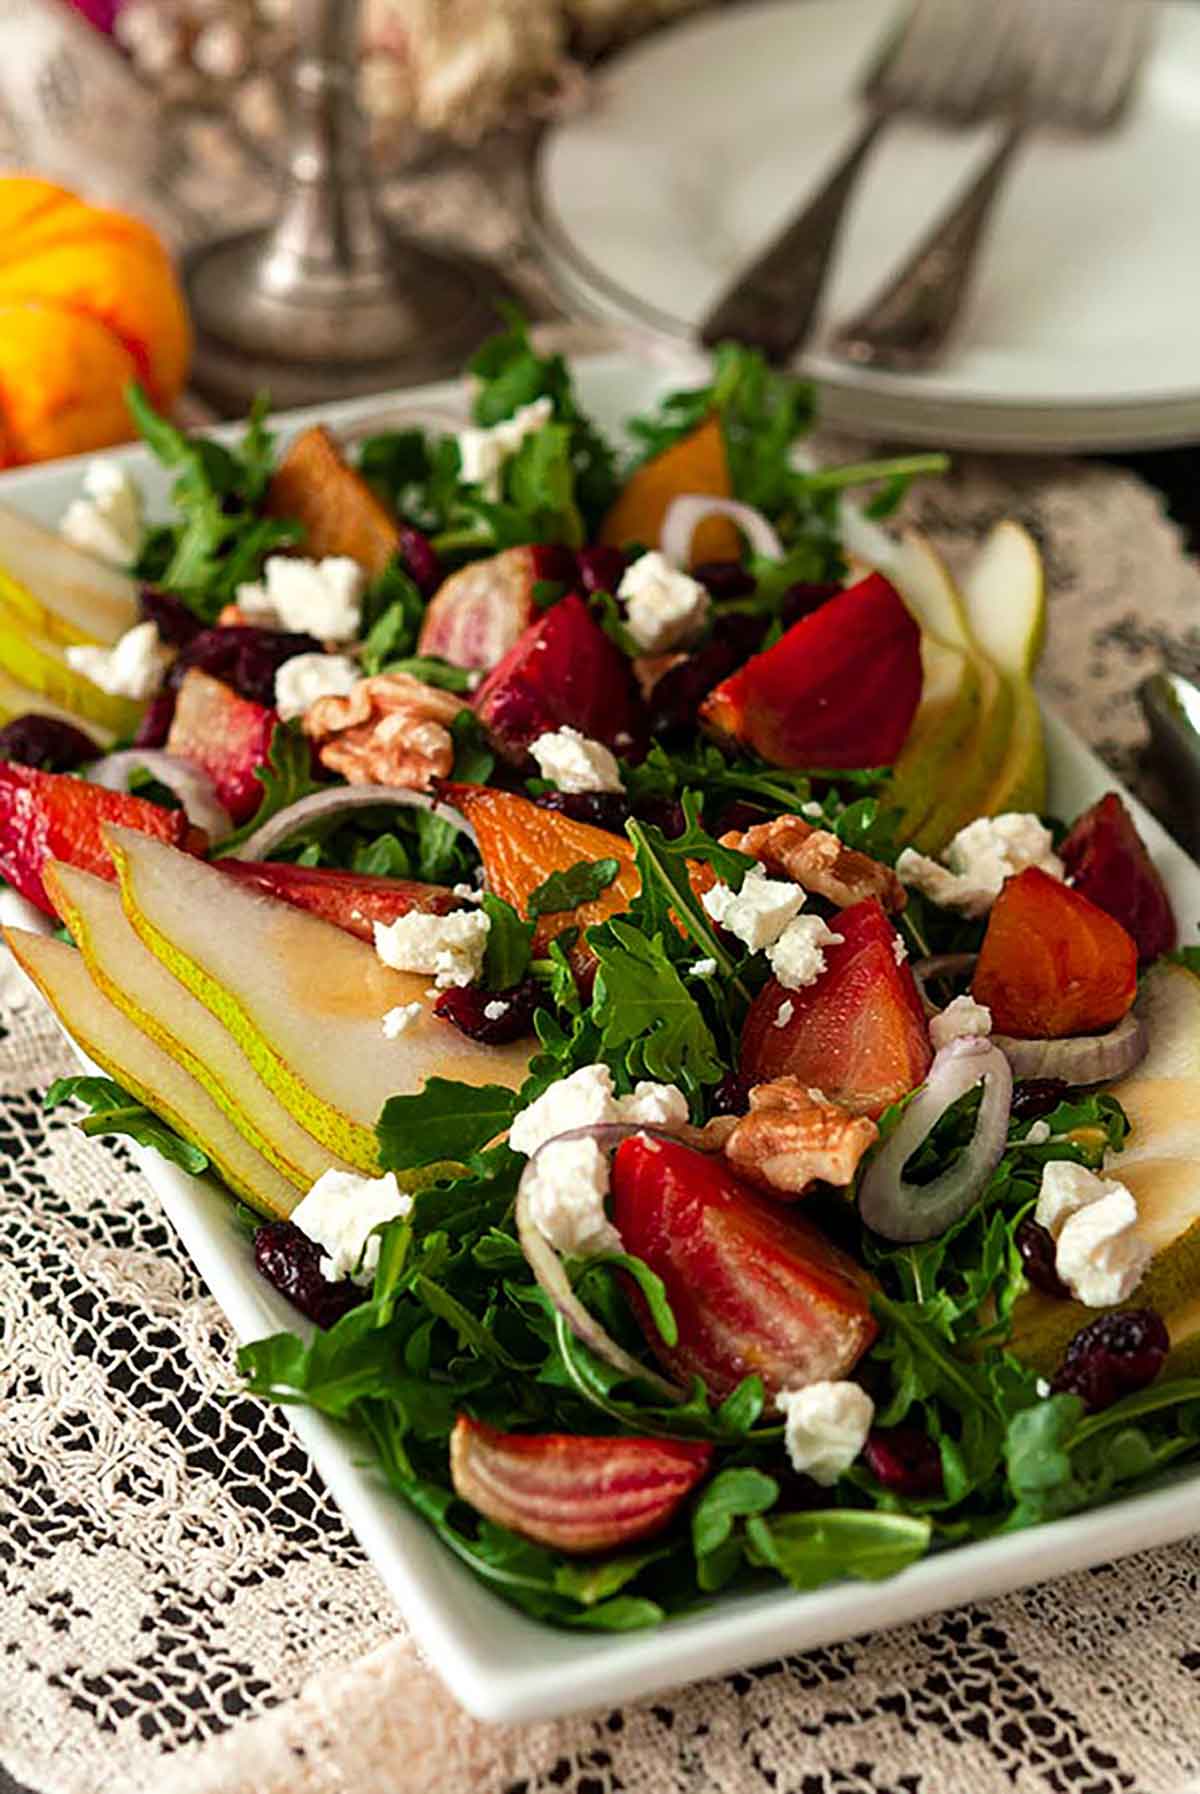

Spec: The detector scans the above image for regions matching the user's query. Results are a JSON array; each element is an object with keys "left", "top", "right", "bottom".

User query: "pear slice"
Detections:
[
  {"left": 0, "top": 501, "right": 139, "bottom": 646},
  {"left": 0, "top": 663, "right": 114, "bottom": 745},
  {"left": 45, "top": 860, "right": 354, "bottom": 1193},
  {"left": 106, "top": 826, "right": 533, "bottom": 1172},
  {"left": 0, "top": 615, "right": 143, "bottom": 737},
  {"left": 886, "top": 636, "right": 980, "bottom": 844},
  {"left": 959, "top": 521, "right": 1047, "bottom": 818},
  {"left": 1119, "top": 961, "right": 1200, "bottom": 1083},
  {"left": 5, "top": 926, "right": 300, "bottom": 1219}
]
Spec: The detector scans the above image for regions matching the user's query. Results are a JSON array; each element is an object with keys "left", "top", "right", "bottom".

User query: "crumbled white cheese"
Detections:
[
  {"left": 1035, "top": 1160, "right": 1124, "bottom": 1240},
  {"left": 702, "top": 865, "right": 806, "bottom": 952},
  {"left": 290, "top": 1167, "right": 413, "bottom": 1285},
  {"left": 60, "top": 460, "right": 143, "bottom": 565},
  {"left": 892, "top": 936, "right": 908, "bottom": 965},
  {"left": 767, "top": 913, "right": 844, "bottom": 992},
  {"left": 617, "top": 550, "right": 711, "bottom": 653},
  {"left": 1025, "top": 1119, "right": 1052, "bottom": 1146},
  {"left": 274, "top": 652, "right": 360, "bottom": 722},
  {"left": 373, "top": 907, "right": 490, "bottom": 988},
  {"left": 65, "top": 620, "right": 172, "bottom": 700},
  {"left": 1036, "top": 1377, "right": 1052, "bottom": 1399},
  {"left": 508, "top": 1062, "right": 689, "bottom": 1158},
  {"left": 452, "top": 882, "right": 485, "bottom": 904},
  {"left": 896, "top": 813, "right": 1064, "bottom": 918},
  {"left": 777, "top": 1381, "right": 875, "bottom": 1486},
  {"left": 236, "top": 555, "right": 366, "bottom": 642},
  {"left": 801, "top": 801, "right": 824, "bottom": 819},
  {"left": 1056, "top": 1187, "right": 1151, "bottom": 1308},
  {"left": 688, "top": 957, "right": 718, "bottom": 979},
  {"left": 774, "top": 1000, "right": 795, "bottom": 1029},
  {"left": 524, "top": 1135, "right": 622, "bottom": 1257},
  {"left": 528, "top": 725, "right": 623, "bottom": 794},
  {"left": 456, "top": 396, "right": 554, "bottom": 501},
  {"left": 483, "top": 998, "right": 509, "bottom": 1022},
  {"left": 381, "top": 1001, "right": 423, "bottom": 1039},
  {"left": 929, "top": 994, "right": 993, "bottom": 1052}
]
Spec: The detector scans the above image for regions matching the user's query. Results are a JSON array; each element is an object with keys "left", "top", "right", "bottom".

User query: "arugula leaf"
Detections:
[
  {"left": 481, "top": 893, "right": 535, "bottom": 990},
  {"left": 364, "top": 655, "right": 475, "bottom": 693},
  {"left": 745, "top": 1510, "right": 932, "bottom": 1589},
  {"left": 44, "top": 1075, "right": 208, "bottom": 1176},
  {"left": 1167, "top": 945, "right": 1200, "bottom": 976},
  {"left": 528, "top": 858, "right": 621, "bottom": 919},
  {"left": 582, "top": 1252, "right": 678, "bottom": 1346},
  {"left": 692, "top": 1467, "right": 779, "bottom": 1558},
  {"left": 376, "top": 1079, "right": 520, "bottom": 1171},
  {"left": 359, "top": 564, "right": 425, "bottom": 670},
  {"left": 625, "top": 798, "right": 755, "bottom": 1001},
  {"left": 211, "top": 723, "right": 322, "bottom": 859},
  {"left": 448, "top": 709, "right": 495, "bottom": 786},
  {"left": 590, "top": 918, "right": 723, "bottom": 1092}
]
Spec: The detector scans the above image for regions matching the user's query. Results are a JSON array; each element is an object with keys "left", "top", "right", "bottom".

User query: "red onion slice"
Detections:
[
  {"left": 911, "top": 953, "right": 979, "bottom": 1018},
  {"left": 88, "top": 750, "right": 233, "bottom": 841},
  {"left": 858, "top": 1037, "right": 1013, "bottom": 1242},
  {"left": 660, "top": 495, "right": 783, "bottom": 568},
  {"left": 991, "top": 1012, "right": 1147, "bottom": 1084},
  {"left": 236, "top": 785, "right": 478, "bottom": 862}
]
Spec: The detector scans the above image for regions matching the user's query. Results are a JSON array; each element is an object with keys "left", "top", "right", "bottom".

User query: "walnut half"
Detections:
[
  {"left": 719, "top": 813, "right": 905, "bottom": 914},
  {"left": 724, "top": 1077, "right": 878, "bottom": 1199},
  {"left": 303, "top": 672, "right": 463, "bottom": 790}
]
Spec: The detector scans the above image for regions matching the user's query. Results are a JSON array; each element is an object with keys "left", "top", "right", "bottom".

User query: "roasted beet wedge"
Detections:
[
  {"left": 740, "top": 898, "right": 931, "bottom": 1117},
  {"left": 1059, "top": 792, "right": 1176, "bottom": 966},
  {"left": 610, "top": 1135, "right": 878, "bottom": 1399},
  {"left": 417, "top": 545, "right": 559, "bottom": 672},
  {"left": 972, "top": 866, "right": 1138, "bottom": 1039},
  {"left": 218, "top": 859, "right": 459, "bottom": 941},
  {"left": 0, "top": 763, "right": 193, "bottom": 915},
  {"left": 166, "top": 669, "right": 279, "bottom": 825},
  {"left": 449, "top": 1415, "right": 712, "bottom": 1553},
  {"left": 699, "top": 571, "right": 922, "bottom": 768},
  {"left": 472, "top": 593, "right": 644, "bottom": 763},
  {"left": 266, "top": 425, "right": 402, "bottom": 576}
]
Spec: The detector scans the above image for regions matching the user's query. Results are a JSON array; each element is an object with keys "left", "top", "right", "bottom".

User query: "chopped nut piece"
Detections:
[
  {"left": 303, "top": 672, "right": 463, "bottom": 789},
  {"left": 724, "top": 1077, "right": 878, "bottom": 1198},
  {"left": 720, "top": 814, "right": 905, "bottom": 914}
]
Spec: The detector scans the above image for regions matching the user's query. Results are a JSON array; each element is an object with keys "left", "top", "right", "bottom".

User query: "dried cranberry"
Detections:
[
  {"left": 863, "top": 1425, "right": 944, "bottom": 1497},
  {"left": 712, "top": 799, "right": 774, "bottom": 838},
  {"left": 691, "top": 559, "right": 755, "bottom": 601},
  {"left": 1010, "top": 1078, "right": 1069, "bottom": 1121},
  {"left": 434, "top": 975, "right": 541, "bottom": 1044},
  {"left": 710, "top": 1071, "right": 752, "bottom": 1117},
  {"left": 632, "top": 796, "right": 686, "bottom": 839},
  {"left": 534, "top": 790, "right": 630, "bottom": 834},
  {"left": 647, "top": 619, "right": 762, "bottom": 739},
  {"left": 777, "top": 582, "right": 841, "bottom": 629},
  {"left": 133, "top": 689, "right": 177, "bottom": 749},
  {"left": 0, "top": 714, "right": 100, "bottom": 772},
  {"left": 140, "top": 587, "right": 203, "bottom": 648},
  {"left": 398, "top": 524, "right": 441, "bottom": 599},
  {"left": 1052, "top": 1308, "right": 1170, "bottom": 1411},
  {"left": 254, "top": 1221, "right": 363, "bottom": 1328},
  {"left": 177, "top": 625, "right": 322, "bottom": 708},
  {"left": 529, "top": 543, "right": 579, "bottom": 587},
  {"left": 576, "top": 545, "right": 627, "bottom": 595},
  {"left": 1015, "top": 1216, "right": 1070, "bottom": 1300}
]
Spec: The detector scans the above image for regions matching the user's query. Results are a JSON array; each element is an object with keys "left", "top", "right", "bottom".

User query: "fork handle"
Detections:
[
  {"left": 830, "top": 123, "right": 1026, "bottom": 372},
  {"left": 699, "top": 113, "right": 887, "bottom": 363}
]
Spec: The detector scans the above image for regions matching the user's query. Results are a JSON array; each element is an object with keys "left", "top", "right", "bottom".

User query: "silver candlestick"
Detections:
[{"left": 183, "top": 0, "right": 522, "bottom": 413}]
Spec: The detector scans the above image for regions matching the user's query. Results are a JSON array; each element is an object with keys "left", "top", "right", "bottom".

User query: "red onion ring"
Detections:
[
  {"left": 911, "top": 953, "right": 980, "bottom": 1018},
  {"left": 235, "top": 785, "right": 478, "bottom": 862},
  {"left": 88, "top": 750, "right": 233, "bottom": 841},
  {"left": 858, "top": 1037, "right": 1013, "bottom": 1242},
  {"left": 991, "top": 1012, "right": 1147, "bottom": 1084},
  {"left": 660, "top": 495, "right": 783, "bottom": 568}
]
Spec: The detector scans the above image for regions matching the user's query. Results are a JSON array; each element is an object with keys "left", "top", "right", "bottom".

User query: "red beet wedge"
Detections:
[
  {"left": 1059, "top": 791, "right": 1176, "bottom": 967},
  {"left": 473, "top": 592, "right": 644, "bottom": 764},
  {"left": 166, "top": 668, "right": 279, "bottom": 825},
  {"left": 610, "top": 1134, "right": 878, "bottom": 1400},
  {"left": 449, "top": 1415, "right": 713, "bottom": 1553},
  {"left": 0, "top": 763, "right": 194, "bottom": 916},
  {"left": 218, "top": 859, "right": 460, "bottom": 942},
  {"left": 699, "top": 571, "right": 922, "bottom": 768},
  {"left": 417, "top": 545, "right": 559, "bottom": 672},
  {"left": 740, "top": 898, "right": 931, "bottom": 1117}
]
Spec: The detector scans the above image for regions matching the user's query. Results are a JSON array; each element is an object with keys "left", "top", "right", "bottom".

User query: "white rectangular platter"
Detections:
[{"left": 5, "top": 354, "right": 1199, "bottom": 1724}]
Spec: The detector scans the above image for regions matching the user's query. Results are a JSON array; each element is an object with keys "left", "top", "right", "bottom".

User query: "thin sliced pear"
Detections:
[
  {"left": 1121, "top": 962, "right": 1200, "bottom": 1082},
  {"left": 886, "top": 636, "right": 980, "bottom": 844},
  {"left": 106, "top": 826, "right": 533, "bottom": 1172},
  {"left": 0, "top": 501, "right": 139, "bottom": 646},
  {"left": 959, "top": 521, "right": 1047, "bottom": 818},
  {"left": 46, "top": 861, "right": 355, "bottom": 1193},
  {"left": 0, "top": 616, "right": 143, "bottom": 736},
  {"left": 5, "top": 927, "right": 300, "bottom": 1219},
  {"left": 0, "top": 662, "right": 114, "bottom": 745}
]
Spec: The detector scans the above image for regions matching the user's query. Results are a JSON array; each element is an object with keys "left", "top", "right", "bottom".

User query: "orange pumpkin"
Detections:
[{"left": 0, "top": 177, "right": 191, "bottom": 468}]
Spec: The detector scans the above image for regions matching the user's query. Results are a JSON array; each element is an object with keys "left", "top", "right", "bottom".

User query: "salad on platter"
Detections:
[{"left": 3, "top": 322, "right": 1200, "bottom": 1634}]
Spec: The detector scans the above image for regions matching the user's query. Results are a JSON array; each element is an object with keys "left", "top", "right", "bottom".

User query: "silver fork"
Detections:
[
  {"left": 830, "top": 0, "right": 1154, "bottom": 373},
  {"left": 697, "top": 0, "right": 1025, "bottom": 363}
]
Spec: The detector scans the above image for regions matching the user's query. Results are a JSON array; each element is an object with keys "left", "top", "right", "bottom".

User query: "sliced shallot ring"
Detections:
[
  {"left": 236, "top": 785, "right": 478, "bottom": 862},
  {"left": 858, "top": 1037, "right": 1013, "bottom": 1243},
  {"left": 88, "top": 750, "right": 233, "bottom": 842},
  {"left": 991, "top": 1011, "right": 1147, "bottom": 1084},
  {"left": 660, "top": 495, "right": 783, "bottom": 568},
  {"left": 911, "top": 953, "right": 979, "bottom": 1018},
  {"left": 515, "top": 1122, "right": 693, "bottom": 1404}
]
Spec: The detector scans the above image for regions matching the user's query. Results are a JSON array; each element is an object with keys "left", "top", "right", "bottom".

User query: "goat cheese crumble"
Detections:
[
  {"left": 929, "top": 994, "right": 993, "bottom": 1052},
  {"left": 1025, "top": 1119, "right": 1052, "bottom": 1146},
  {"left": 528, "top": 725, "right": 623, "bottom": 794},
  {"left": 1035, "top": 1161, "right": 1149, "bottom": 1307},
  {"left": 523, "top": 1135, "right": 622, "bottom": 1258},
  {"left": 60, "top": 460, "right": 143, "bottom": 565},
  {"left": 702, "top": 865, "right": 806, "bottom": 952},
  {"left": 688, "top": 957, "right": 718, "bottom": 979},
  {"left": 774, "top": 1000, "right": 795, "bottom": 1029},
  {"left": 777, "top": 1381, "right": 875, "bottom": 1486},
  {"left": 896, "top": 813, "right": 1064, "bottom": 918},
  {"left": 373, "top": 908, "right": 490, "bottom": 988},
  {"left": 767, "top": 913, "right": 844, "bottom": 991},
  {"left": 617, "top": 551, "right": 711, "bottom": 653},
  {"left": 456, "top": 396, "right": 554, "bottom": 501},
  {"left": 290, "top": 1167, "right": 412, "bottom": 1284},
  {"left": 236, "top": 554, "right": 365, "bottom": 641},
  {"left": 508, "top": 1062, "right": 689, "bottom": 1158},
  {"left": 65, "top": 620, "right": 172, "bottom": 700},
  {"left": 274, "top": 652, "right": 360, "bottom": 721},
  {"left": 381, "top": 1001, "right": 423, "bottom": 1039}
]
